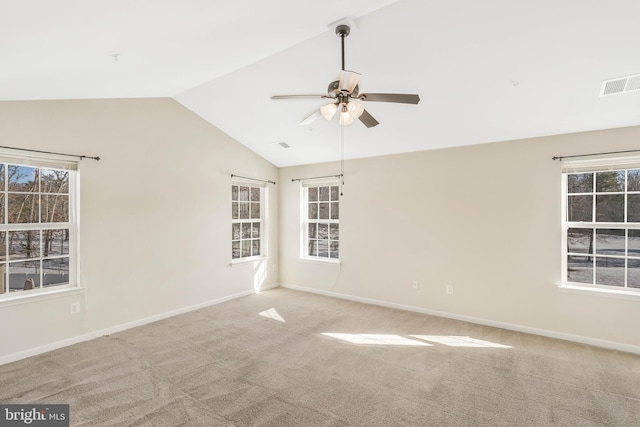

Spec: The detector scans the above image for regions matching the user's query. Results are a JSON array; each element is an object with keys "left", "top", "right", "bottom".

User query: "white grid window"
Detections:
[
  {"left": 302, "top": 181, "right": 339, "bottom": 260},
  {"left": 563, "top": 158, "right": 640, "bottom": 292},
  {"left": 231, "top": 183, "right": 264, "bottom": 260},
  {"left": 0, "top": 157, "right": 77, "bottom": 296}
]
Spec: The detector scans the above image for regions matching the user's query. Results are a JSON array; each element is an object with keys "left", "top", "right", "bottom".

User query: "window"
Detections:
[
  {"left": 562, "top": 157, "right": 640, "bottom": 292},
  {"left": 231, "top": 183, "right": 265, "bottom": 260},
  {"left": 0, "top": 156, "right": 77, "bottom": 296},
  {"left": 302, "top": 181, "right": 339, "bottom": 260}
]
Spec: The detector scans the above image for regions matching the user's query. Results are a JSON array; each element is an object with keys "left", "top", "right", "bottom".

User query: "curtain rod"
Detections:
[
  {"left": 291, "top": 174, "right": 343, "bottom": 182},
  {"left": 230, "top": 174, "right": 276, "bottom": 185},
  {"left": 0, "top": 145, "right": 100, "bottom": 161},
  {"left": 552, "top": 148, "right": 640, "bottom": 161}
]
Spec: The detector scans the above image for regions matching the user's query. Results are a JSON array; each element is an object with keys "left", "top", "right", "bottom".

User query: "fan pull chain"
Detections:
[{"left": 340, "top": 126, "right": 345, "bottom": 196}]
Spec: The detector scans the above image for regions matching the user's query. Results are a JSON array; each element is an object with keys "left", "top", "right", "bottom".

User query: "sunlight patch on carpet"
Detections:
[{"left": 259, "top": 308, "right": 286, "bottom": 323}]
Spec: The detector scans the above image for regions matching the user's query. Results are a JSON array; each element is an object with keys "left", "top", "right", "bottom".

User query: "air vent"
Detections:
[
  {"left": 271, "top": 141, "right": 290, "bottom": 149},
  {"left": 600, "top": 73, "right": 640, "bottom": 96}
]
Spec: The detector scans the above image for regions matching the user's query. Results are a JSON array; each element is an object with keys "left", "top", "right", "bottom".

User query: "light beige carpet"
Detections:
[{"left": 1, "top": 287, "right": 639, "bottom": 426}]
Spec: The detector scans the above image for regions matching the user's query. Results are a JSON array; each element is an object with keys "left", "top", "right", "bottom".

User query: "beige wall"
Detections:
[
  {"left": 279, "top": 126, "right": 640, "bottom": 351},
  {"left": 0, "top": 98, "right": 279, "bottom": 359}
]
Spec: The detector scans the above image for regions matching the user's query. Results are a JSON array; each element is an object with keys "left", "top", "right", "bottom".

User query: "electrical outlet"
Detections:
[
  {"left": 412, "top": 281, "right": 419, "bottom": 290},
  {"left": 446, "top": 285, "right": 454, "bottom": 295},
  {"left": 70, "top": 302, "right": 80, "bottom": 314}
]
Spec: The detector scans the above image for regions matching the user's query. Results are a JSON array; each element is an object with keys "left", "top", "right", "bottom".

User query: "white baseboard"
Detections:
[
  {"left": 280, "top": 283, "right": 640, "bottom": 355},
  {"left": 0, "top": 286, "right": 278, "bottom": 366}
]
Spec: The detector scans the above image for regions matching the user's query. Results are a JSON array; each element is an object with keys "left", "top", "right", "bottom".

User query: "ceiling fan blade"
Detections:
[
  {"left": 339, "top": 70, "right": 361, "bottom": 94},
  {"left": 359, "top": 93, "right": 420, "bottom": 104},
  {"left": 358, "top": 109, "right": 379, "bottom": 128},
  {"left": 271, "top": 94, "right": 328, "bottom": 100},
  {"left": 299, "top": 110, "right": 321, "bottom": 126}
]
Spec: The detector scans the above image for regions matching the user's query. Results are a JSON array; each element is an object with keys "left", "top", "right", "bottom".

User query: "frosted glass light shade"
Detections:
[
  {"left": 347, "top": 100, "right": 364, "bottom": 119},
  {"left": 339, "top": 104, "right": 355, "bottom": 126},
  {"left": 320, "top": 103, "right": 338, "bottom": 121}
]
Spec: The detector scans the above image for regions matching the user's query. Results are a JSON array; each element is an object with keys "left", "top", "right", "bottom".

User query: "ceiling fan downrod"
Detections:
[{"left": 336, "top": 25, "right": 350, "bottom": 71}]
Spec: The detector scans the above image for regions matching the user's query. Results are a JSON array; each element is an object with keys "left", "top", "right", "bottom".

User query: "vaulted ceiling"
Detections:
[{"left": 3, "top": 0, "right": 640, "bottom": 166}]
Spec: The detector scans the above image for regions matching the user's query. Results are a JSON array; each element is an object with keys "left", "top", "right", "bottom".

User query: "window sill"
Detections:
[
  {"left": 299, "top": 257, "right": 341, "bottom": 265},
  {"left": 0, "top": 285, "right": 85, "bottom": 308},
  {"left": 558, "top": 283, "right": 640, "bottom": 301}
]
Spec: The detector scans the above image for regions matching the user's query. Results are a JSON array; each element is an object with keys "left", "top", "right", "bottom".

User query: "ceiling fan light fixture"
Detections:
[
  {"left": 320, "top": 102, "right": 338, "bottom": 121},
  {"left": 339, "top": 70, "right": 361, "bottom": 93},
  {"left": 347, "top": 100, "right": 364, "bottom": 119}
]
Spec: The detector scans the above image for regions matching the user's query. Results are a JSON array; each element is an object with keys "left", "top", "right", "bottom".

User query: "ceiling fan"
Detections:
[{"left": 271, "top": 24, "right": 420, "bottom": 128}]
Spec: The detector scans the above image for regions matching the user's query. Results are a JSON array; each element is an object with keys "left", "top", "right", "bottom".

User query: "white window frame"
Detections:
[
  {"left": 561, "top": 156, "right": 640, "bottom": 298},
  {"left": 231, "top": 180, "right": 267, "bottom": 263},
  {"left": 0, "top": 151, "right": 79, "bottom": 301},
  {"left": 300, "top": 179, "right": 340, "bottom": 263}
]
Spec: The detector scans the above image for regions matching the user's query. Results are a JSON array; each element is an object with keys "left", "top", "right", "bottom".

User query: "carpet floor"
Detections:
[{"left": 1, "top": 288, "right": 639, "bottom": 426}]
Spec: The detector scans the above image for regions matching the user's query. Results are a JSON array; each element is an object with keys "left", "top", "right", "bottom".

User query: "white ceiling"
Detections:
[{"left": 3, "top": 0, "right": 640, "bottom": 167}]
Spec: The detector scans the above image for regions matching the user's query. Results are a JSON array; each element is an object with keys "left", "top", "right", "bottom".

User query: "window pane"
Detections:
[
  {"left": 241, "top": 241, "right": 250, "bottom": 258},
  {"left": 568, "top": 195, "right": 592, "bottom": 222},
  {"left": 629, "top": 230, "right": 640, "bottom": 257},
  {"left": 567, "top": 228, "right": 592, "bottom": 254},
  {"left": 8, "top": 194, "right": 40, "bottom": 223},
  {"left": 319, "top": 186, "right": 330, "bottom": 201},
  {"left": 43, "top": 258, "right": 69, "bottom": 287},
  {"left": 232, "top": 223, "right": 241, "bottom": 240},
  {"left": 628, "top": 259, "right": 640, "bottom": 288},
  {"left": 567, "top": 256, "right": 593, "bottom": 284},
  {"left": 317, "top": 240, "right": 328, "bottom": 257},
  {"left": 330, "top": 202, "right": 339, "bottom": 220},
  {"left": 252, "top": 239, "right": 260, "bottom": 256},
  {"left": 239, "top": 202, "right": 249, "bottom": 219},
  {"left": 252, "top": 222, "right": 260, "bottom": 238},
  {"left": 568, "top": 173, "right": 593, "bottom": 193},
  {"left": 42, "top": 229, "right": 69, "bottom": 257},
  {"left": 0, "top": 231, "right": 5, "bottom": 259},
  {"left": 308, "top": 203, "right": 318, "bottom": 220},
  {"left": 0, "top": 165, "right": 4, "bottom": 191},
  {"left": 42, "top": 195, "right": 69, "bottom": 223},
  {"left": 308, "top": 240, "right": 317, "bottom": 256},
  {"left": 596, "top": 171, "right": 624, "bottom": 192},
  {"left": 596, "top": 195, "right": 624, "bottom": 222},
  {"left": 330, "top": 241, "right": 339, "bottom": 259},
  {"left": 41, "top": 169, "right": 69, "bottom": 194},
  {"left": 628, "top": 170, "right": 640, "bottom": 191},
  {"left": 0, "top": 194, "right": 4, "bottom": 224},
  {"left": 250, "top": 202, "right": 260, "bottom": 219},
  {"left": 628, "top": 194, "right": 640, "bottom": 222},
  {"left": 250, "top": 187, "right": 260, "bottom": 202},
  {"left": 232, "top": 241, "right": 240, "bottom": 259},
  {"left": 329, "top": 224, "right": 339, "bottom": 240},
  {"left": 9, "top": 230, "right": 40, "bottom": 260},
  {"left": 232, "top": 185, "right": 238, "bottom": 201},
  {"left": 8, "top": 165, "right": 38, "bottom": 192},
  {"left": 308, "top": 187, "right": 318, "bottom": 202},
  {"left": 331, "top": 186, "right": 339, "bottom": 201},
  {"left": 232, "top": 202, "right": 239, "bottom": 219},
  {"left": 595, "top": 229, "right": 624, "bottom": 256},
  {"left": 9, "top": 260, "right": 40, "bottom": 291},
  {"left": 0, "top": 263, "right": 5, "bottom": 294},
  {"left": 242, "top": 223, "right": 251, "bottom": 239},
  {"left": 238, "top": 186, "right": 249, "bottom": 201},
  {"left": 318, "top": 223, "right": 328, "bottom": 239},
  {"left": 319, "top": 202, "right": 329, "bottom": 219},
  {"left": 595, "top": 257, "right": 624, "bottom": 287},
  {"left": 308, "top": 223, "right": 317, "bottom": 239}
]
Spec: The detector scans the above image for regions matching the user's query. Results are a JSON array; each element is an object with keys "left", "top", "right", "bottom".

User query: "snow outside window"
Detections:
[
  {"left": 302, "top": 181, "right": 339, "bottom": 261},
  {"left": 562, "top": 157, "right": 640, "bottom": 293},
  {"left": 0, "top": 156, "right": 78, "bottom": 297}
]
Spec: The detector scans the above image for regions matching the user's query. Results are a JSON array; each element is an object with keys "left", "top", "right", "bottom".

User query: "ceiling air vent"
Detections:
[{"left": 600, "top": 73, "right": 640, "bottom": 96}]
